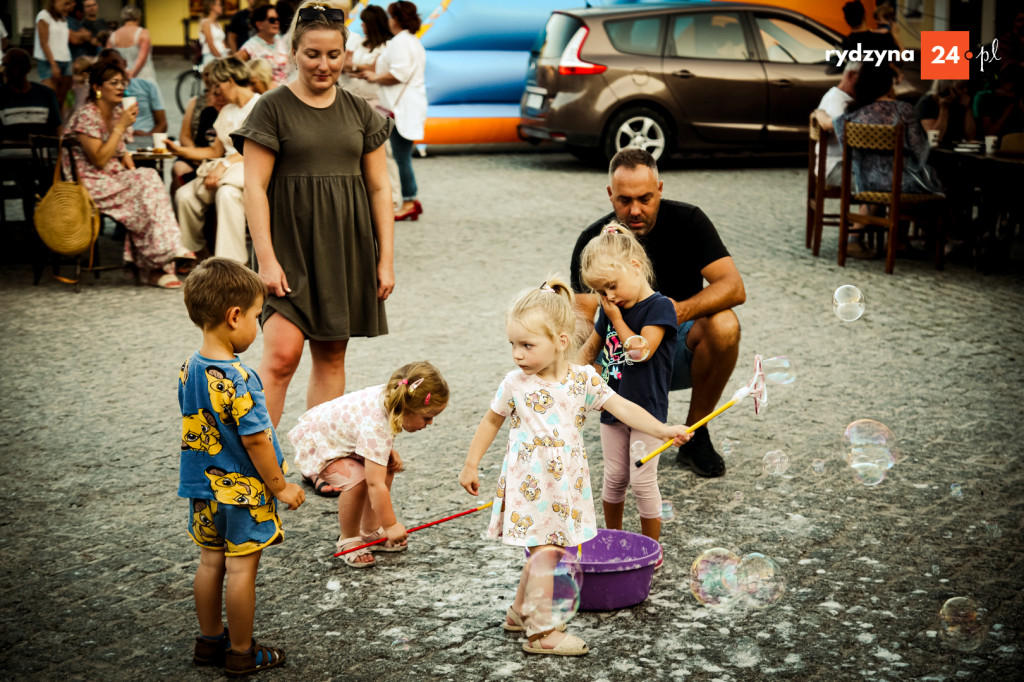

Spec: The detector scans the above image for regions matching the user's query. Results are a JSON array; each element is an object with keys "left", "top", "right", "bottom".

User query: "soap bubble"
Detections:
[
  {"left": 689, "top": 548, "right": 739, "bottom": 606},
  {"left": 950, "top": 484, "right": 964, "bottom": 499},
  {"left": 391, "top": 637, "right": 411, "bottom": 652},
  {"left": 850, "top": 461, "right": 886, "bottom": 486},
  {"left": 734, "top": 553, "right": 786, "bottom": 607},
  {"left": 661, "top": 500, "right": 675, "bottom": 522},
  {"left": 629, "top": 440, "right": 647, "bottom": 464},
  {"left": 624, "top": 335, "right": 651, "bottom": 363},
  {"left": 938, "top": 597, "right": 988, "bottom": 652},
  {"left": 763, "top": 356, "right": 796, "bottom": 385},
  {"left": 844, "top": 419, "right": 899, "bottom": 470},
  {"left": 812, "top": 459, "right": 826, "bottom": 475},
  {"left": 984, "top": 522, "right": 1002, "bottom": 538},
  {"left": 522, "top": 546, "right": 583, "bottom": 631},
  {"left": 733, "top": 491, "right": 744, "bottom": 503},
  {"left": 833, "top": 284, "right": 866, "bottom": 322},
  {"left": 762, "top": 450, "right": 790, "bottom": 476}
]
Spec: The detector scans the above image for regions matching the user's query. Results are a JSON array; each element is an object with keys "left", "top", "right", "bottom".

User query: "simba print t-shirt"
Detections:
[{"left": 177, "top": 352, "right": 285, "bottom": 504}]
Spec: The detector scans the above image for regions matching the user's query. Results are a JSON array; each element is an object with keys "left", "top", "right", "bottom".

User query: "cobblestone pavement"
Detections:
[{"left": 2, "top": 58, "right": 1023, "bottom": 682}]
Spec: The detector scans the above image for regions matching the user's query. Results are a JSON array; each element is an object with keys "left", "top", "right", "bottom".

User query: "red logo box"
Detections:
[{"left": 921, "top": 31, "right": 971, "bottom": 80}]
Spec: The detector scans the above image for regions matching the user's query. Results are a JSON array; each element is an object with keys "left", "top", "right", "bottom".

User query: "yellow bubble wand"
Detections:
[{"left": 635, "top": 355, "right": 767, "bottom": 468}]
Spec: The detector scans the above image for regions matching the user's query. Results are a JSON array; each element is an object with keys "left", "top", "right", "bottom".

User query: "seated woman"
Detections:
[
  {"left": 836, "top": 62, "right": 943, "bottom": 196},
  {"left": 168, "top": 57, "right": 259, "bottom": 264},
  {"left": 171, "top": 61, "right": 226, "bottom": 193},
  {"left": 247, "top": 57, "right": 274, "bottom": 94},
  {"left": 63, "top": 56, "right": 193, "bottom": 289}
]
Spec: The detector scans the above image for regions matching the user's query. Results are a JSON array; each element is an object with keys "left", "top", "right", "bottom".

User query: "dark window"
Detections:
[
  {"left": 605, "top": 16, "right": 664, "bottom": 56},
  {"left": 537, "top": 13, "right": 584, "bottom": 62},
  {"left": 669, "top": 13, "right": 749, "bottom": 61},
  {"left": 755, "top": 15, "right": 834, "bottom": 64}
]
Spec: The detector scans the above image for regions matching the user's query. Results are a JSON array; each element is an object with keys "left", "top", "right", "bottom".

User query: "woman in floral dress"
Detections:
[{"left": 64, "top": 57, "right": 192, "bottom": 288}]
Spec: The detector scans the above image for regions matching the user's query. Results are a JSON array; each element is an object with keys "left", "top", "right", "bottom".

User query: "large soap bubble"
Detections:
[
  {"left": 629, "top": 440, "right": 647, "bottom": 464},
  {"left": 938, "top": 597, "right": 988, "bottom": 652},
  {"left": 833, "top": 285, "right": 866, "bottom": 322},
  {"left": 689, "top": 548, "right": 739, "bottom": 606},
  {"left": 844, "top": 419, "right": 899, "bottom": 477},
  {"left": 623, "top": 335, "right": 651, "bottom": 363},
  {"left": 521, "top": 546, "right": 583, "bottom": 631},
  {"left": 734, "top": 553, "right": 786, "bottom": 607},
  {"left": 762, "top": 355, "right": 796, "bottom": 385}
]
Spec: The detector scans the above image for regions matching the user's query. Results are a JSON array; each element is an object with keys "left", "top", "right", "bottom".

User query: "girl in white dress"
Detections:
[
  {"left": 199, "top": 0, "right": 227, "bottom": 66},
  {"left": 460, "top": 276, "right": 690, "bottom": 656}
]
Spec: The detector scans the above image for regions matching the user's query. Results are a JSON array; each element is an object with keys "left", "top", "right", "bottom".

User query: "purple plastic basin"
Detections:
[
  {"left": 577, "top": 529, "right": 661, "bottom": 611},
  {"left": 527, "top": 529, "right": 661, "bottom": 612}
]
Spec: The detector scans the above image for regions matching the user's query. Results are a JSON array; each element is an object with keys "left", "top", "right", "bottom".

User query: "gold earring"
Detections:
[{"left": 95, "top": 89, "right": 101, "bottom": 100}]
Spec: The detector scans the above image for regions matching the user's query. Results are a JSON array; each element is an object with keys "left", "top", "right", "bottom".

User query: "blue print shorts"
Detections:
[{"left": 187, "top": 497, "right": 283, "bottom": 557}]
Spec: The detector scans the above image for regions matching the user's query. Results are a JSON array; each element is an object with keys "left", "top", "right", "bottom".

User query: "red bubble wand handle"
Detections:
[
  {"left": 333, "top": 500, "right": 495, "bottom": 556},
  {"left": 635, "top": 355, "right": 767, "bottom": 468}
]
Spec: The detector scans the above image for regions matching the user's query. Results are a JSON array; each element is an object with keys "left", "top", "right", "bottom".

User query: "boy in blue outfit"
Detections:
[{"left": 179, "top": 257, "right": 304, "bottom": 677}]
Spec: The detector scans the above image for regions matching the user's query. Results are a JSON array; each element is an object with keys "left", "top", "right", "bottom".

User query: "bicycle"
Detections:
[{"left": 175, "top": 18, "right": 204, "bottom": 113}]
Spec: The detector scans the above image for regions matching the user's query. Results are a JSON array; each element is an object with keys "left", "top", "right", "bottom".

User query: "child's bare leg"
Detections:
[
  {"left": 194, "top": 548, "right": 226, "bottom": 636},
  {"left": 640, "top": 516, "right": 661, "bottom": 542},
  {"left": 224, "top": 550, "right": 262, "bottom": 652},
  {"left": 338, "top": 481, "right": 374, "bottom": 564},
  {"left": 602, "top": 500, "right": 625, "bottom": 530},
  {"left": 519, "top": 545, "right": 569, "bottom": 648},
  {"left": 359, "top": 470, "right": 394, "bottom": 535}
]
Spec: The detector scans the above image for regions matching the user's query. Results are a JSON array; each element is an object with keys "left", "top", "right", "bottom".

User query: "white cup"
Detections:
[
  {"left": 152, "top": 133, "right": 168, "bottom": 152},
  {"left": 927, "top": 129, "right": 940, "bottom": 147},
  {"left": 985, "top": 135, "right": 998, "bottom": 155},
  {"left": 121, "top": 96, "right": 137, "bottom": 110}
]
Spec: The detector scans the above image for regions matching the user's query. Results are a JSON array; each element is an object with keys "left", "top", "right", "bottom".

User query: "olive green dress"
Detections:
[{"left": 232, "top": 85, "right": 393, "bottom": 340}]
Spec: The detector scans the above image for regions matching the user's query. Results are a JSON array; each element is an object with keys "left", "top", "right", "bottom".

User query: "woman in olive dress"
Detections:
[{"left": 233, "top": 0, "right": 395, "bottom": 495}]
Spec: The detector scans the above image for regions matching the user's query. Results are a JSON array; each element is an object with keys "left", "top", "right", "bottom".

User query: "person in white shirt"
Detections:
[
  {"left": 363, "top": 2, "right": 426, "bottom": 221},
  {"left": 199, "top": 0, "right": 228, "bottom": 66},
  {"left": 169, "top": 58, "right": 259, "bottom": 264},
  {"left": 34, "top": 0, "right": 75, "bottom": 108},
  {"left": 812, "top": 60, "right": 861, "bottom": 186}
]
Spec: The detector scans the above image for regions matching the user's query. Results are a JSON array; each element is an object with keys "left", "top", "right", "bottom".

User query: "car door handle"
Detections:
[
  {"left": 672, "top": 70, "right": 694, "bottom": 79},
  {"left": 772, "top": 79, "right": 793, "bottom": 87}
]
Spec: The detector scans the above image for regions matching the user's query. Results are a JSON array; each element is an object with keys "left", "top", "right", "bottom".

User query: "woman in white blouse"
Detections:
[
  {"left": 364, "top": 1, "right": 426, "bottom": 221},
  {"left": 199, "top": 0, "right": 227, "bottom": 66},
  {"left": 167, "top": 57, "right": 259, "bottom": 264}
]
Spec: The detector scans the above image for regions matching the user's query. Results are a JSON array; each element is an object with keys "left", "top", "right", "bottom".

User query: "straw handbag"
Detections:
[{"left": 34, "top": 146, "right": 100, "bottom": 262}]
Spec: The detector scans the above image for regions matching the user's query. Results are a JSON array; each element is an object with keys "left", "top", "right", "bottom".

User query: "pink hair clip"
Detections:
[
  {"left": 406, "top": 377, "right": 424, "bottom": 394},
  {"left": 424, "top": 392, "right": 431, "bottom": 405},
  {"left": 539, "top": 281, "right": 555, "bottom": 293}
]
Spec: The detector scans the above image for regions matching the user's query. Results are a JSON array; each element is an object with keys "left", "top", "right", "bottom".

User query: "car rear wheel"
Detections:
[{"left": 602, "top": 107, "right": 674, "bottom": 162}]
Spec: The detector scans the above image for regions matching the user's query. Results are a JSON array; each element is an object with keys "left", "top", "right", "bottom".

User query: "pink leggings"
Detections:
[{"left": 600, "top": 422, "right": 663, "bottom": 519}]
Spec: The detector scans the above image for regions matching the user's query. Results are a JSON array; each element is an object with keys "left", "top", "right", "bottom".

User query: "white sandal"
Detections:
[
  {"left": 336, "top": 536, "right": 375, "bottom": 568},
  {"left": 361, "top": 526, "right": 408, "bottom": 553}
]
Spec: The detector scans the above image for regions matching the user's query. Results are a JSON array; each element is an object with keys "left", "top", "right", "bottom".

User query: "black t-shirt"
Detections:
[
  {"left": 0, "top": 83, "right": 62, "bottom": 141},
  {"left": 913, "top": 94, "right": 970, "bottom": 143},
  {"left": 226, "top": 10, "right": 252, "bottom": 47},
  {"left": 570, "top": 200, "right": 730, "bottom": 303},
  {"left": 595, "top": 293, "right": 677, "bottom": 425}
]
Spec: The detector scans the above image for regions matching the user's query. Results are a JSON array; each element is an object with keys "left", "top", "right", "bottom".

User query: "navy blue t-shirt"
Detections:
[{"left": 595, "top": 292, "right": 677, "bottom": 425}]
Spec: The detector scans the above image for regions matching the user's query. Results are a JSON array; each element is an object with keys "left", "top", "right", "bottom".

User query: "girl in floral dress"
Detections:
[
  {"left": 64, "top": 57, "right": 192, "bottom": 288},
  {"left": 289, "top": 362, "right": 449, "bottom": 568},
  {"left": 459, "top": 276, "right": 690, "bottom": 656}
]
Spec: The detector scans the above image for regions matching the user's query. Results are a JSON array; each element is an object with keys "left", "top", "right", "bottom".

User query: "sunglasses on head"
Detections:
[{"left": 297, "top": 6, "right": 346, "bottom": 22}]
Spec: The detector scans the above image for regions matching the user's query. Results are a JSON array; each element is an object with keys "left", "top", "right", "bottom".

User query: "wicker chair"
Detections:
[
  {"left": 838, "top": 121, "right": 946, "bottom": 274},
  {"left": 806, "top": 112, "right": 842, "bottom": 255}
]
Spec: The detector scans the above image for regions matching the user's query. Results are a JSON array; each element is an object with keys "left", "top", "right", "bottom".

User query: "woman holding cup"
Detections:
[{"left": 63, "top": 56, "right": 193, "bottom": 288}]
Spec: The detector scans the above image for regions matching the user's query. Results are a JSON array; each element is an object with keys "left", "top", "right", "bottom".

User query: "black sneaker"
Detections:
[{"left": 676, "top": 426, "right": 725, "bottom": 477}]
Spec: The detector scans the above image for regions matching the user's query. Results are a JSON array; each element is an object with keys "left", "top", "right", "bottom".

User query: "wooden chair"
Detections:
[
  {"left": 806, "top": 112, "right": 842, "bottom": 255},
  {"left": 838, "top": 121, "right": 946, "bottom": 274},
  {"left": 999, "top": 132, "right": 1024, "bottom": 152}
]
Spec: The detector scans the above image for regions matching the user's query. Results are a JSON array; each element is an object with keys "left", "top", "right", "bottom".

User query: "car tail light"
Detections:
[{"left": 558, "top": 26, "right": 606, "bottom": 75}]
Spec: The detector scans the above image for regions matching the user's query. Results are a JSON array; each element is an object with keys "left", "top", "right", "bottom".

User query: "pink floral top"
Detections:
[
  {"left": 288, "top": 385, "right": 394, "bottom": 479},
  {"left": 63, "top": 102, "right": 133, "bottom": 187}
]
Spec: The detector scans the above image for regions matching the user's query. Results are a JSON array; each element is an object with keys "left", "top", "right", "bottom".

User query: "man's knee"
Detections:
[{"left": 705, "top": 309, "right": 741, "bottom": 350}]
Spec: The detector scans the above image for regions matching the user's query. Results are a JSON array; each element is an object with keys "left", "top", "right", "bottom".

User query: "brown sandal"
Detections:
[
  {"left": 193, "top": 627, "right": 229, "bottom": 666},
  {"left": 225, "top": 639, "right": 285, "bottom": 677}
]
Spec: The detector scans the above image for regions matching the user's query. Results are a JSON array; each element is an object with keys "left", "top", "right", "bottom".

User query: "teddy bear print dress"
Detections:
[{"left": 486, "top": 364, "right": 613, "bottom": 548}]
